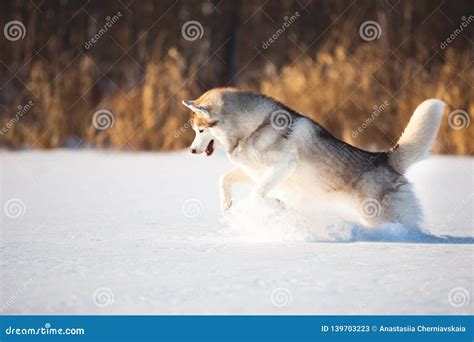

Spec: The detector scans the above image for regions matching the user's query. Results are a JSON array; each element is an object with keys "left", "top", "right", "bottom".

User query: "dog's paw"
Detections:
[
  {"left": 264, "top": 197, "right": 286, "bottom": 210},
  {"left": 220, "top": 197, "right": 232, "bottom": 214},
  {"left": 250, "top": 192, "right": 286, "bottom": 211}
]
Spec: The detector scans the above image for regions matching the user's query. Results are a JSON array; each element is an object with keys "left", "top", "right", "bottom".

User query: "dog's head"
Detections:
[
  {"left": 183, "top": 88, "right": 269, "bottom": 156},
  {"left": 182, "top": 99, "right": 217, "bottom": 156},
  {"left": 182, "top": 88, "right": 236, "bottom": 156}
]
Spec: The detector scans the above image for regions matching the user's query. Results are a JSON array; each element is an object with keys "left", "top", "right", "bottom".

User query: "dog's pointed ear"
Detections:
[
  {"left": 182, "top": 100, "right": 209, "bottom": 117},
  {"left": 182, "top": 100, "right": 195, "bottom": 109}
]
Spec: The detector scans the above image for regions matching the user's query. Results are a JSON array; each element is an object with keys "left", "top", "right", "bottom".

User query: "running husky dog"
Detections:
[{"left": 182, "top": 88, "right": 445, "bottom": 230}]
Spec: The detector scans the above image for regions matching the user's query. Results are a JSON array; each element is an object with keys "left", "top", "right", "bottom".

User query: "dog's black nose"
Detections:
[{"left": 190, "top": 148, "right": 197, "bottom": 154}]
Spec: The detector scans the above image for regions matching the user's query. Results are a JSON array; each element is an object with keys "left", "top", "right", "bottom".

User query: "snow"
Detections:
[{"left": 1, "top": 150, "right": 473, "bottom": 315}]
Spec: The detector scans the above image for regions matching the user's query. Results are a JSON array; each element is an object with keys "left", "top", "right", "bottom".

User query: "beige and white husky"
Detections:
[{"left": 182, "top": 88, "right": 446, "bottom": 230}]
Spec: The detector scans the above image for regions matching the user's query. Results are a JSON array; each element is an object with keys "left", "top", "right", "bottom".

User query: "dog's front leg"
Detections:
[
  {"left": 219, "top": 167, "right": 249, "bottom": 212},
  {"left": 251, "top": 160, "right": 296, "bottom": 208}
]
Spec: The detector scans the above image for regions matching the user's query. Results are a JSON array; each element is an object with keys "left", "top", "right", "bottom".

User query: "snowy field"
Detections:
[{"left": 1, "top": 150, "right": 473, "bottom": 315}]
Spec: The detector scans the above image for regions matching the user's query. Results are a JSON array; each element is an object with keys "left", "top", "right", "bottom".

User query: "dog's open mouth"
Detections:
[{"left": 205, "top": 139, "right": 214, "bottom": 156}]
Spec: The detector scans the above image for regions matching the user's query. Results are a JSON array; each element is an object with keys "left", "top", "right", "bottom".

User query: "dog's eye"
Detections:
[{"left": 199, "top": 129, "right": 204, "bottom": 133}]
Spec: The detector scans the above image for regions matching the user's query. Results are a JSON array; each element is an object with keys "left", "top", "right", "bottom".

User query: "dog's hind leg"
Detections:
[
  {"left": 251, "top": 160, "right": 296, "bottom": 209},
  {"left": 359, "top": 183, "right": 423, "bottom": 231},
  {"left": 383, "top": 184, "right": 423, "bottom": 230}
]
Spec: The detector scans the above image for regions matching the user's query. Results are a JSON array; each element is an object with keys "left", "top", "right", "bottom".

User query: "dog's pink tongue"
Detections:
[{"left": 205, "top": 140, "right": 214, "bottom": 156}]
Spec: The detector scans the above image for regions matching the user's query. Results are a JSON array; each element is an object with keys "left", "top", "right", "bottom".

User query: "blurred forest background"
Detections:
[{"left": 0, "top": 0, "right": 472, "bottom": 154}]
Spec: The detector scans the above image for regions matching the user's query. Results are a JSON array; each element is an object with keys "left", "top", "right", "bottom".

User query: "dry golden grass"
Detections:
[
  {"left": 259, "top": 46, "right": 473, "bottom": 155},
  {"left": 1, "top": 45, "right": 472, "bottom": 155}
]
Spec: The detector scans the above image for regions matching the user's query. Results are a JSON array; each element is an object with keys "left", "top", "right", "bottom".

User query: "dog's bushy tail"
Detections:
[{"left": 389, "top": 99, "right": 446, "bottom": 174}]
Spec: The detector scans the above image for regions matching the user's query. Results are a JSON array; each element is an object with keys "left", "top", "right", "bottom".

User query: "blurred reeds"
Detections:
[{"left": 0, "top": 0, "right": 472, "bottom": 154}]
